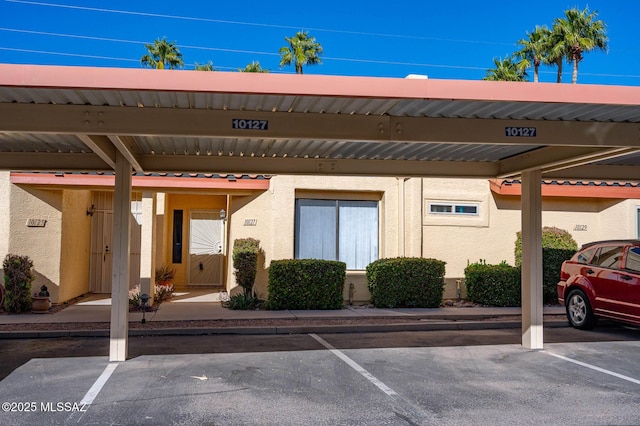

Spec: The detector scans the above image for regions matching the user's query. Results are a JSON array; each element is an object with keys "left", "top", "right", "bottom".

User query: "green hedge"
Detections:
[
  {"left": 267, "top": 259, "right": 345, "bottom": 310},
  {"left": 366, "top": 257, "right": 446, "bottom": 308},
  {"left": 542, "top": 248, "right": 576, "bottom": 304},
  {"left": 233, "top": 238, "right": 260, "bottom": 295},
  {"left": 465, "top": 262, "right": 521, "bottom": 307}
]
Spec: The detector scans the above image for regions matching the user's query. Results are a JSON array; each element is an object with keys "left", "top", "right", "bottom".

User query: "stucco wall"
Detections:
[
  {"left": 59, "top": 190, "right": 92, "bottom": 303},
  {"left": 9, "top": 185, "right": 62, "bottom": 301},
  {"left": 422, "top": 178, "right": 640, "bottom": 281},
  {"left": 226, "top": 175, "right": 418, "bottom": 302}
]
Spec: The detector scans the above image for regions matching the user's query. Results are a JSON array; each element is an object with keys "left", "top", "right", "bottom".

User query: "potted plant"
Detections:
[{"left": 32, "top": 285, "right": 50, "bottom": 313}]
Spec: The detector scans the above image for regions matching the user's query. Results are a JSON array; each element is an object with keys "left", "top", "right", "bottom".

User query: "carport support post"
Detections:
[
  {"left": 139, "top": 192, "right": 156, "bottom": 304},
  {"left": 521, "top": 169, "right": 543, "bottom": 349},
  {"left": 110, "top": 152, "right": 132, "bottom": 362}
]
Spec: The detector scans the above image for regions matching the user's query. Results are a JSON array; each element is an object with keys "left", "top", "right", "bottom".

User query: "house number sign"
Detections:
[
  {"left": 232, "top": 119, "right": 268, "bottom": 130},
  {"left": 504, "top": 127, "right": 537, "bottom": 137}
]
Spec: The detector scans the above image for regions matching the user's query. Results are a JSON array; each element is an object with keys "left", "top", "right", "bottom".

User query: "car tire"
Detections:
[{"left": 566, "top": 289, "right": 597, "bottom": 330}]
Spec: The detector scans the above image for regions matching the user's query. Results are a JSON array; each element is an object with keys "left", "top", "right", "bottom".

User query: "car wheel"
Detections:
[{"left": 566, "top": 289, "right": 597, "bottom": 330}]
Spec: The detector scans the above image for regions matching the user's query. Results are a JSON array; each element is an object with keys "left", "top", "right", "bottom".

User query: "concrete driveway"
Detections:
[{"left": 1, "top": 327, "right": 639, "bottom": 425}]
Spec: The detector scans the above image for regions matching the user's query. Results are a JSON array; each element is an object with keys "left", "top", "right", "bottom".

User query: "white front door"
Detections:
[{"left": 188, "top": 211, "right": 224, "bottom": 286}]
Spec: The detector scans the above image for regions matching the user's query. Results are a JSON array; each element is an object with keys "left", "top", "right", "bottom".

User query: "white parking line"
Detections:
[
  {"left": 80, "top": 362, "right": 120, "bottom": 405},
  {"left": 309, "top": 333, "right": 398, "bottom": 397},
  {"left": 543, "top": 351, "right": 640, "bottom": 385}
]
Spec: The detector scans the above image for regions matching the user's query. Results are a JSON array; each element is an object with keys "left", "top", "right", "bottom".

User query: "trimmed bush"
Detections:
[
  {"left": 515, "top": 226, "right": 577, "bottom": 266},
  {"left": 367, "top": 257, "right": 446, "bottom": 308},
  {"left": 515, "top": 227, "right": 577, "bottom": 304},
  {"left": 233, "top": 238, "right": 261, "bottom": 295},
  {"left": 267, "top": 259, "right": 345, "bottom": 310},
  {"left": 3, "top": 254, "right": 34, "bottom": 313},
  {"left": 542, "top": 247, "right": 576, "bottom": 304},
  {"left": 465, "top": 261, "right": 521, "bottom": 307}
]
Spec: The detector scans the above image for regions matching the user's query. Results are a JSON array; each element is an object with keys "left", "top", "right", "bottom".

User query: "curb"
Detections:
[{"left": 0, "top": 319, "right": 569, "bottom": 338}]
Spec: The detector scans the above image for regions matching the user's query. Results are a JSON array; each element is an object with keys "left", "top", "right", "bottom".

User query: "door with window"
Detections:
[{"left": 188, "top": 211, "right": 224, "bottom": 286}]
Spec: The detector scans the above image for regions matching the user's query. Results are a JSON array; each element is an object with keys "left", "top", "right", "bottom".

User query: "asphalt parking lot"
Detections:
[{"left": 1, "top": 327, "right": 639, "bottom": 425}]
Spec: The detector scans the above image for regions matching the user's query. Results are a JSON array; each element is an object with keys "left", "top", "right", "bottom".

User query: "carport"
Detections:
[{"left": 1, "top": 63, "right": 639, "bottom": 361}]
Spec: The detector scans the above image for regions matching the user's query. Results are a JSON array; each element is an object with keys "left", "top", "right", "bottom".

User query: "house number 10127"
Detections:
[
  {"left": 505, "top": 127, "right": 536, "bottom": 137},
  {"left": 232, "top": 119, "right": 268, "bottom": 130}
]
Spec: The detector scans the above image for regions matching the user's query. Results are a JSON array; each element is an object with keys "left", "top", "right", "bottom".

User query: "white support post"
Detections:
[
  {"left": 139, "top": 192, "right": 156, "bottom": 304},
  {"left": 521, "top": 169, "right": 543, "bottom": 349},
  {"left": 109, "top": 152, "right": 132, "bottom": 362}
]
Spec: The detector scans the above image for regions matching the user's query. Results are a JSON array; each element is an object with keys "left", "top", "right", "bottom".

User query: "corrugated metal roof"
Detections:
[{"left": 0, "top": 65, "right": 639, "bottom": 179}]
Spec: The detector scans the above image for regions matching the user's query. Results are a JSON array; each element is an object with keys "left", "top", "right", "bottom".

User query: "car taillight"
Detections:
[{"left": 560, "top": 262, "right": 570, "bottom": 281}]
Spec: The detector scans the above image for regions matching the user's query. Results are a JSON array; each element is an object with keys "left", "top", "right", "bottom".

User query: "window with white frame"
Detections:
[
  {"left": 295, "top": 199, "right": 378, "bottom": 270},
  {"left": 428, "top": 202, "right": 479, "bottom": 216}
]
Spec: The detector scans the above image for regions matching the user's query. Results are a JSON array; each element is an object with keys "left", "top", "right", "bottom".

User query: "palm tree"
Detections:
[
  {"left": 140, "top": 37, "right": 184, "bottom": 70},
  {"left": 514, "top": 26, "right": 550, "bottom": 83},
  {"left": 194, "top": 61, "right": 215, "bottom": 71},
  {"left": 553, "top": 7, "right": 608, "bottom": 84},
  {"left": 483, "top": 57, "right": 528, "bottom": 82},
  {"left": 279, "top": 31, "right": 323, "bottom": 74},
  {"left": 239, "top": 61, "right": 269, "bottom": 73},
  {"left": 546, "top": 23, "right": 567, "bottom": 83}
]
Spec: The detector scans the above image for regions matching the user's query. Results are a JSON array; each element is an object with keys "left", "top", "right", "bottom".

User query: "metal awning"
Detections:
[{"left": 0, "top": 63, "right": 639, "bottom": 180}]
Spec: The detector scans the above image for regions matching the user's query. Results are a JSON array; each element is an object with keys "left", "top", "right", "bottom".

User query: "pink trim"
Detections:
[
  {"left": 10, "top": 173, "right": 270, "bottom": 190},
  {"left": 1, "top": 64, "right": 639, "bottom": 105}
]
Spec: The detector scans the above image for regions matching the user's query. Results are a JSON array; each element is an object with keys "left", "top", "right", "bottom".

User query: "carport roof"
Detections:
[{"left": 0, "top": 63, "right": 639, "bottom": 180}]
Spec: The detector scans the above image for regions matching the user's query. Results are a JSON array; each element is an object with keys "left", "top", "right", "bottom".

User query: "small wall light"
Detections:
[
  {"left": 86, "top": 204, "right": 96, "bottom": 216},
  {"left": 219, "top": 209, "right": 226, "bottom": 221},
  {"left": 140, "top": 293, "right": 150, "bottom": 324}
]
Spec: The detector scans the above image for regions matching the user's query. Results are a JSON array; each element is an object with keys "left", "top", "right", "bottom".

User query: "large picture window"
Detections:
[{"left": 295, "top": 199, "right": 378, "bottom": 270}]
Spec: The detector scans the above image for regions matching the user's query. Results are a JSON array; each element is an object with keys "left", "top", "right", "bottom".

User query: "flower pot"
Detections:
[{"left": 32, "top": 296, "right": 50, "bottom": 313}]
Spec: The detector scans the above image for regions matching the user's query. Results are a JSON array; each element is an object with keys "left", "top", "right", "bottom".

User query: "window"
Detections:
[
  {"left": 576, "top": 248, "right": 596, "bottom": 264},
  {"left": 592, "top": 245, "right": 624, "bottom": 269},
  {"left": 625, "top": 247, "right": 640, "bottom": 273},
  {"left": 428, "top": 202, "right": 478, "bottom": 216},
  {"left": 295, "top": 199, "right": 378, "bottom": 270}
]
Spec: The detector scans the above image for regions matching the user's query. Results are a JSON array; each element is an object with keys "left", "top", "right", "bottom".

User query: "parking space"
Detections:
[{"left": 1, "top": 332, "right": 639, "bottom": 425}]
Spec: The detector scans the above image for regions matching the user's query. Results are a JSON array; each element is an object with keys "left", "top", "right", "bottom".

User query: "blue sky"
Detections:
[{"left": 1, "top": 0, "right": 637, "bottom": 85}]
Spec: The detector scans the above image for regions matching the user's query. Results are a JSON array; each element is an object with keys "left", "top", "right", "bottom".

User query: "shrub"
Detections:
[
  {"left": 3, "top": 254, "right": 34, "bottom": 313},
  {"left": 128, "top": 285, "right": 141, "bottom": 307},
  {"left": 542, "top": 247, "right": 577, "bottom": 304},
  {"left": 367, "top": 257, "right": 446, "bottom": 308},
  {"left": 514, "top": 227, "right": 577, "bottom": 266},
  {"left": 515, "top": 227, "right": 577, "bottom": 304},
  {"left": 233, "top": 238, "right": 261, "bottom": 295},
  {"left": 155, "top": 264, "right": 176, "bottom": 284},
  {"left": 267, "top": 259, "right": 345, "bottom": 310},
  {"left": 465, "top": 261, "right": 521, "bottom": 307},
  {"left": 129, "top": 283, "right": 175, "bottom": 306},
  {"left": 154, "top": 283, "right": 175, "bottom": 303},
  {"left": 226, "top": 293, "right": 262, "bottom": 310}
]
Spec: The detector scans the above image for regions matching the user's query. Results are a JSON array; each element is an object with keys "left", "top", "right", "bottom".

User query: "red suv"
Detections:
[{"left": 557, "top": 240, "right": 640, "bottom": 329}]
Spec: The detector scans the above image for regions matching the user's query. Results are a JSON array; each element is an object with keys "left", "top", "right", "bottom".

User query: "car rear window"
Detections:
[
  {"left": 592, "top": 245, "right": 625, "bottom": 269},
  {"left": 625, "top": 247, "right": 640, "bottom": 273}
]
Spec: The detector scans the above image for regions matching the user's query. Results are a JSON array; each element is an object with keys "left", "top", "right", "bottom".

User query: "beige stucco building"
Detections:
[{"left": 2, "top": 171, "right": 639, "bottom": 305}]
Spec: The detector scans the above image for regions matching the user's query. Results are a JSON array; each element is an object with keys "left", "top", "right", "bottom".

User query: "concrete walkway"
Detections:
[{"left": 0, "top": 290, "right": 567, "bottom": 337}]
